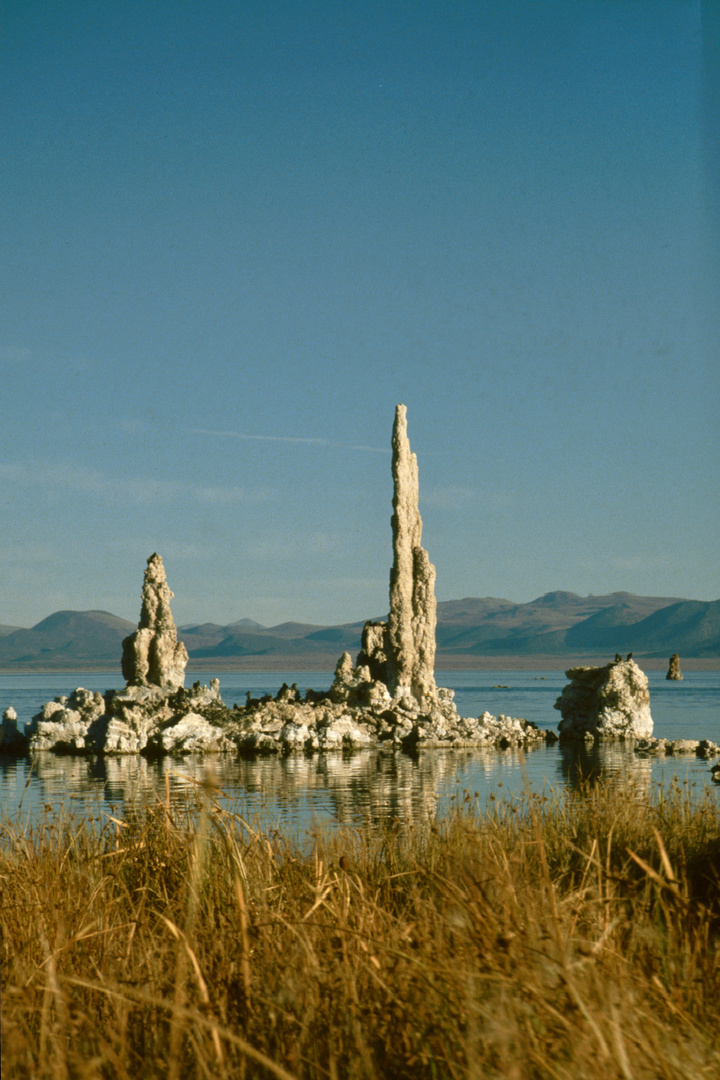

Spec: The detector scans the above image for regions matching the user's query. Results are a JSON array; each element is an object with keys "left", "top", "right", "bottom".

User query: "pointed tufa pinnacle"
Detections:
[
  {"left": 121, "top": 553, "right": 189, "bottom": 689},
  {"left": 386, "top": 404, "right": 437, "bottom": 705},
  {"left": 666, "top": 653, "right": 683, "bottom": 680}
]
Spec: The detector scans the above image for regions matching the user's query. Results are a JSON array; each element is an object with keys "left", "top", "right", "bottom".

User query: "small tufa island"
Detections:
[
  {"left": 554, "top": 658, "right": 653, "bottom": 741},
  {"left": 666, "top": 653, "right": 683, "bottom": 680},
  {"left": 1, "top": 405, "right": 713, "bottom": 761},
  {"left": 553, "top": 655, "right": 719, "bottom": 759}
]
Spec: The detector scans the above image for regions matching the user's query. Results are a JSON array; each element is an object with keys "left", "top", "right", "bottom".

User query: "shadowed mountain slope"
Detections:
[
  {"left": 601, "top": 600, "right": 720, "bottom": 657},
  {"left": 435, "top": 592, "right": 688, "bottom": 655},
  {"left": 0, "top": 593, "right": 716, "bottom": 668},
  {"left": 0, "top": 611, "right": 135, "bottom": 666}
]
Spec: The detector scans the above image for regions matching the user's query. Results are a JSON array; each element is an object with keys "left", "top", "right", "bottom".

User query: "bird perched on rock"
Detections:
[
  {"left": 614, "top": 653, "right": 622, "bottom": 662},
  {"left": 626, "top": 652, "right": 633, "bottom": 661}
]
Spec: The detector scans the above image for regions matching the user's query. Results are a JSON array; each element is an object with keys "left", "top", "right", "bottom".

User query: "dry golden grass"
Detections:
[{"left": 2, "top": 773, "right": 720, "bottom": 1079}]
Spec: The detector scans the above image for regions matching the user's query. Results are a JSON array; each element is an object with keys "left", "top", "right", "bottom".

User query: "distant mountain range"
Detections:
[{"left": 0, "top": 591, "right": 717, "bottom": 669}]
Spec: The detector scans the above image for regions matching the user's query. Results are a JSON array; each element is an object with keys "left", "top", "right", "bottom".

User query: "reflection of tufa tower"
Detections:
[{"left": 386, "top": 404, "right": 438, "bottom": 706}]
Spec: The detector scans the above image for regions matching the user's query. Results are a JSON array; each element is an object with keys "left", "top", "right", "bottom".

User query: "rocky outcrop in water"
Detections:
[
  {"left": 25, "top": 679, "right": 231, "bottom": 756},
  {"left": 223, "top": 678, "right": 552, "bottom": 753},
  {"left": 225, "top": 404, "right": 553, "bottom": 752},
  {"left": 554, "top": 658, "right": 653, "bottom": 741},
  {"left": 666, "top": 654, "right": 683, "bottom": 680},
  {"left": 0, "top": 706, "right": 27, "bottom": 754},
  {"left": 17, "top": 406, "right": 557, "bottom": 757},
  {"left": 26, "top": 688, "right": 106, "bottom": 752},
  {"left": 635, "top": 736, "right": 718, "bottom": 758},
  {"left": 23, "top": 666, "right": 552, "bottom": 756},
  {"left": 25, "top": 556, "right": 230, "bottom": 755},
  {"left": 121, "top": 553, "right": 188, "bottom": 690}
]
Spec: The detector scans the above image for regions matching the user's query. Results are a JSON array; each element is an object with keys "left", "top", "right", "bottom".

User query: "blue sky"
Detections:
[{"left": 1, "top": 0, "right": 717, "bottom": 628}]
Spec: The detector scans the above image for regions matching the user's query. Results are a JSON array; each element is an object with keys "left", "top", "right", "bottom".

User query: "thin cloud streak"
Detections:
[
  {"left": 610, "top": 556, "right": 670, "bottom": 572},
  {"left": 189, "top": 427, "right": 388, "bottom": 454},
  {"left": 421, "top": 484, "right": 516, "bottom": 511},
  {"left": 0, "top": 461, "right": 271, "bottom": 506},
  {"left": 246, "top": 531, "right": 340, "bottom": 560}
]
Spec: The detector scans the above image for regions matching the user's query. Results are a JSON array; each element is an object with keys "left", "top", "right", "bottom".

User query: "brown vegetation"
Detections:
[{"left": 2, "top": 775, "right": 720, "bottom": 1078}]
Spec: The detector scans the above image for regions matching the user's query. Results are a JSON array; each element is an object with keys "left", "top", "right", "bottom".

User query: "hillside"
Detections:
[
  {"left": 436, "top": 592, "right": 690, "bottom": 656},
  {"left": 0, "top": 592, "right": 716, "bottom": 669},
  {"left": 0, "top": 611, "right": 135, "bottom": 668}
]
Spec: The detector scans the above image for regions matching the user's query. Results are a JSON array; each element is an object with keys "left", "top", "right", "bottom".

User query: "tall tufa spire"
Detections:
[
  {"left": 386, "top": 405, "right": 437, "bottom": 705},
  {"left": 121, "top": 553, "right": 189, "bottom": 689}
]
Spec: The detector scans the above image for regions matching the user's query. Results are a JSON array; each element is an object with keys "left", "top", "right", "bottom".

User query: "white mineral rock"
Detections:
[
  {"left": 26, "top": 688, "right": 106, "bottom": 753},
  {"left": 554, "top": 659, "right": 653, "bottom": 741},
  {"left": 386, "top": 404, "right": 438, "bottom": 706},
  {"left": 121, "top": 553, "right": 188, "bottom": 689},
  {"left": 154, "top": 712, "right": 235, "bottom": 754}
]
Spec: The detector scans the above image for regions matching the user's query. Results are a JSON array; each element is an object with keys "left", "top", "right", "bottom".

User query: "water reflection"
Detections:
[
  {"left": 8, "top": 742, "right": 557, "bottom": 831},
  {"left": 101, "top": 749, "right": 482, "bottom": 828},
  {"left": 557, "top": 741, "right": 652, "bottom": 797},
  {"left": 2, "top": 739, "right": 716, "bottom": 835},
  {"left": 3, "top": 663, "right": 719, "bottom": 832}
]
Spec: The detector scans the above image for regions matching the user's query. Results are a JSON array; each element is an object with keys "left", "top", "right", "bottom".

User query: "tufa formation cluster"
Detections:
[
  {"left": 12, "top": 406, "right": 550, "bottom": 756},
  {"left": 10, "top": 405, "right": 710, "bottom": 760}
]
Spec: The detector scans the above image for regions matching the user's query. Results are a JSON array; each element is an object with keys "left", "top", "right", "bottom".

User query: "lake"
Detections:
[{"left": 1, "top": 668, "right": 718, "bottom": 833}]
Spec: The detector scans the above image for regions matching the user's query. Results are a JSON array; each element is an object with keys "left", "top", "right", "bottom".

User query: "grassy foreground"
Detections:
[{"left": 2, "top": 777, "right": 720, "bottom": 1079}]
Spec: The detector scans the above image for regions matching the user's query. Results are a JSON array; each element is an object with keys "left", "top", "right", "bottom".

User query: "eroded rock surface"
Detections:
[
  {"left": 25, "top": 555, "right": 227, "bottom": 756},
  {"left": 666, "top": 654, "right": 683, "bottom": 681},
  {"left": 329, "top": 405, "right": 448, "bottom": 717},
  {"left": 222, "top": 682, "right": 551, "bottom": 753},
  {"left": 554, "top": 658, "right": 653, "bottom": 741},
  {"left": 121, "top": 553, "right": 188, "bottom": 689},
  {"left": 26, "top": 679, "right": 231, "bottom": 756},
  {"left": 386, "top": 404, "right": 437, "bottom": 706},
  {"left": 26, "top": 688, "right": 107, "bottom": 753}
]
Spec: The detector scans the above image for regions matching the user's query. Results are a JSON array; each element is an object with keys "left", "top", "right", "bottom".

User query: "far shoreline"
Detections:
[{"left": 0, "top": 654, "right": 716, "bottom": 676}]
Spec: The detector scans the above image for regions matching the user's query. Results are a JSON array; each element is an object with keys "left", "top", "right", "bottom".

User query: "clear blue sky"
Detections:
[{"left": 1, "top": 0, "right": 718, "bottom": 628}]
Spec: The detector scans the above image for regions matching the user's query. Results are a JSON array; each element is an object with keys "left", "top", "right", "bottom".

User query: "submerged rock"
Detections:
[
  {"left": 666, "top": 653, "right": 683, "bottom": 680},
  {"left": 554, "top": 658, "right": 653, "bottom": 741},
  {"left": 636, "top": 737, "right": 720, "bottom": 759}
]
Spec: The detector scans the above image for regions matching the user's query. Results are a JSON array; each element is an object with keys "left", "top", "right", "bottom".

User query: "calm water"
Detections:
[{"left": 1, "top": 668, "right": 718, "bottom": 833}]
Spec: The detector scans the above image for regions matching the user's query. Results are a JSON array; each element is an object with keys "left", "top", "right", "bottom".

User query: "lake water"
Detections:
[{"left": 1, "top": 668, "right": 718, "bottom": 833}]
